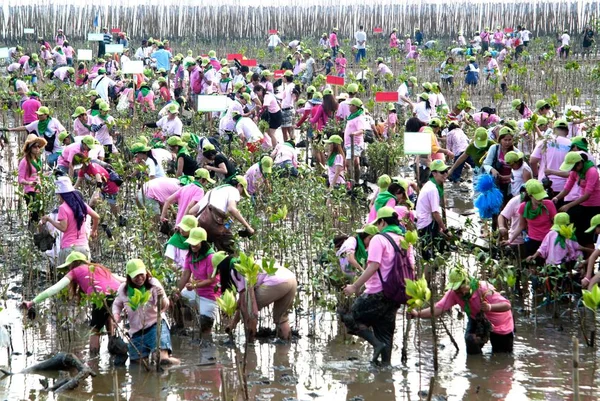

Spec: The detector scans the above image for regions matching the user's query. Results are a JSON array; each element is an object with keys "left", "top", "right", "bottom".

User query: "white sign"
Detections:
[
  {"left": 122, "top": 60, "right": 144, "bottom": 74},
  {"left": 24, "top": 28, "right": 35, "bottom": 34},
  {"left": 105, "top": 44, "right": 124, "bottom": 54},
  {"left": 77, "top": 49, "right": 93, "bottom": 61},
  {"left": 197, "top": 95, "right": 230, "bottom": 112},
  {"left": 0, "top": 48, "right": 9, "bottom": 58},
  {"left": 88, "top": 33, "right": 104, "bottom": 41},
  {"left": 403, "top": 132, "right": 432, "bottom": 155}
]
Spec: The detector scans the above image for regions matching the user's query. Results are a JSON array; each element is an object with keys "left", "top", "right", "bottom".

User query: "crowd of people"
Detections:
[{"left": 3, "top": 21, "right": 599, "bottom": 369}]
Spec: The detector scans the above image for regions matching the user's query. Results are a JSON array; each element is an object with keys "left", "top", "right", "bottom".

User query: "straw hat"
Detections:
[{"left": 22, "top": 133, "right": 47, "bottom": 153}]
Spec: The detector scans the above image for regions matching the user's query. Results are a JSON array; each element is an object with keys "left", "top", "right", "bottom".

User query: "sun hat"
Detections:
[
  {"left": 194, "top": 168, "right": 215, "bottom": 183},
  {"left": 220, "top": 58, "right": 228, "bottom": 66},
  {"left": 57, "top": 251, "right": 89, "bottom": 270},
  {"left": 297, "top": 99, "right": 307, "bottom": 106},
  {"left": 167, "top": 103, "right": 180, "bottom": 114},
  {"left": 356, "top": 224, "right": 380, "bottom": 236},
  {"left": 471, "top": 128, "right": 489, "bottom": 149},
  {"left": 167, "top": 136, "right": 186, "bottom": 148},
  {"left": 220, "top": 67, "right": 230, "bottom": 75},
  {"left": 446, "top": 267, "right": 470, "bottom": 290},
  {"left": 126, "top": 259, "right": 147, "bottom": 278},
  {"left": 201, "top": 58, "right": 210, "bottom": 66},
  {"left": 55, "top": 176, "right": 75, "bottom": 194},
  {"left": 554, "top": 119, "right": 569, "bottom": 129},
  {"left": 86, "top": 90, "right": 99, "bottom": 97},
  {"left": 98, "top": 68, "right": 106, "bottom": 75},
  {"left": 306, "top": 85, "right": 317, "bottom": 94},
  {"left": 131, "top": 142, "right": 151, "bottom": 154},
  {"left": 377, "top": 174, "right": 391, "bottom": 190},
  {"left": 429, "top": 118, "right": 442, "bottom": 128},
  {"left": 234, "top": 81, "right": 246, "bottom": 91},
  {"left": 71, "top": 106, "right": 87, "bottom": 118},
  {"left": 208, "top": 50, "right": 216, "bottom": 58},
  {"left": 324, "top": 135, "right": 343, "bottom": 145},
  {"left": 376, "top": 206, "right": 396, "bottom": 220},
  {"left": 185, "top": 227, "right": 208, "bottom": 246},
  {"left": 202, "top": 143, "right": 216, "bottom": 152},
  {"left": 504, "top": 151, "right": 524, "bottom": 164},
  {"left": 339, "top": 49, "right": 345, "bottom": 55},
  {"left": 511, "top": 99, "right": 523, "bottom": 109},
  {"left": 430, "top": 159, "right": 449, "bottom": 172},
  {"left": 535, "top": 99, "right": 549, "bottom": 110},
  {"left": 560, "top": 151, "right": 583, "bottom": 171},
  {"left": 422, "top": 82, "right": 432, "bottom": 91},
  {"left": 67, "top": 67, "right": 75, "bottom": 74},
  {"left": 260, "top": 156, "right": 273, "bottom": 174},
  {"left": 585, "top": 214, "right": 600, "bottom": 233},
  {"left": 157, "top": 76, "right": 167, "bottom": 83},
  {"left": 525, "top": 179, "right": 548, "bottom": 200},
  {"left": 336, "top": 93, "right": 349, "bottom": 101},
  {"left": 418, "top": 93, "right": 429, "bottom": 101},
  {"left": 233, "top": 175, "right": 250, "bottom": 197},
  {"left": 211, "top": 250, "right": 229, "bottom": 269},
  {"left": 22, "top": 134, "right": 47, "bottom": 153},
  {"left": 323, "top": 88, "right": 333, "bottom": 96},
  {"left": 498, "top": 127, "right": 514, "bottom": 139},
  {"left": 303, "top": 49, "right": 312, "bottom": 55},
  {"left": 392, "top": 177, "right": 409, "bottom": 192},
  {"left": 36, "top": 106, "right": 50, "bottom": 115},
  {"left": 347, "top": 83, "right": 359, "bottom": 93},
  {"left": 408, "top": 76, "right": 418, "bottom": 84},
  {"left": 376, "top": 56, "right": 384, "bottom": 62},
  {"left": 310, "top": 92, "right": 323, "bottom": 104},
  {"left": 535, "top": 116, "right": 548, "bottom": 126},
  {"left": 58, "top": 131, "right": 70, "bottom": 142},
  {"left": 571, "top": 136, "right": 589, "bottom": 152},
  {"left": 349, "top": 98, "right": 363, "bottom": 108}
]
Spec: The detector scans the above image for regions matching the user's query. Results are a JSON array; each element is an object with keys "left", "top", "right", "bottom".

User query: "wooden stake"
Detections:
[{"left": 573, "top": 336, "right": 580, "bottom": 401}]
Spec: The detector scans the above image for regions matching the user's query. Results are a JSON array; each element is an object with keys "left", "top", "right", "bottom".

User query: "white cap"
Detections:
[{"left": 55, "top": 176, "right": 75, "bottom": 194}]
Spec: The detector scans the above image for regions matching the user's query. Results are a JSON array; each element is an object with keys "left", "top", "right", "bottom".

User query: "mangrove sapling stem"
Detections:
[
  {"left": 573, "top": 336, "right": 580, "bottom": 401},
  {"left": 156, "top": 297, "right": 162, "bottom": 371},
  {"left": 401, "top": 306, "right": 411, "bottom": 365},
  {"left": 426, "top": 375, "right": 435, "bottom": 401},
  {"left": 113, "top": 368, "right": 119, "bottom": 401},
  {"left": 429, "top": 279, "right": 439, "bottom": 372},
  {"left": 439, "top": 316, "right": 460, "bottom": 354}
]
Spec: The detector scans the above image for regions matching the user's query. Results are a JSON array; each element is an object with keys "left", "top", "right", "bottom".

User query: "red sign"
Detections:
[
  {"left": 201, "top": 54, "right": 209, "bottom": 58},
  {"left": 326, "top": 75, "right": 345, "bottom": 86},
  {"left": 504, "top": 28, "right": 514, "bottom": 34},
  {"left": 375, "top": 92, "right": 399, "bottom": 102},
  {"left": 240, "top": 59, "right": 257, "bottom": 67},
  {"left": 111, "top": 28, "right": 121, "bottom": 34},
  {"left": 269, "top": 29, "right": 278, "bottom": 34},
  {"left": 227, "top": 53, "right": 243, "bottom": 61},
  {"left": 373, "top": 27, "right": 383, "bottom": 33},
  {"left": 274, "top": 70, "right": 285, "bottom": 79}
]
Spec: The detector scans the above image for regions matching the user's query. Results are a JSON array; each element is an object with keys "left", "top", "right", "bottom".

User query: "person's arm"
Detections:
[
  {"left": 508, "top": 214, "right": 526, "bottom": 244},
  {"left": 553, "top": 173, "right": 576, "bottom": 203},
  {"left": 23, "top": 276, "right": 72, "bottom": 308},
  {"left": 176, "top": 156, "right": 184, "bottom": 177},
  {"left": 345, "top": 252, "right": 365, "bottom": 272},
  {"left": 497, "top": 213, "right": 510, "bottom": 240},
  {"left": 160, "top": 192, "right": 178, "bottom": 222},
  {"left": 8, "top": 125, "right": 27, "bottom": 132},
  {"left": 410, "top": 305, "right": 445, "bottom": 318},
  {"left": 331, "top": 164, "right": 343, "bottom": 189},
  {"left": 481, "top": 293, "right": 511, "bottom": 312},
  {"left": 237, "top": 286, "right": 258, "bottom": 339},
  {"left": 529, "top": 156, "right": 541, "bottom": 177},
  {"left": 42, "top": 215, "right": 68, "bottom": 232},
  {"left": 88, "top": 206, "right": 100, "bottom": 239},
  {"left": 227, "top": 199, "right": 254, "bottom": 233},
  {"left": 177, "top": 269, "right": 192, "bottom": 292},
  {"left": 432, "top": 211, "right": 446, "bottom": 232},
  {"left": 204, "top": 161, "right": 228, "bottom": 176},
  {"left": 343, "top": 261, "right": 380, "bottom": 295},
  {"left": 583, "top": 249, "right": 600, "bottom": 287},
  {"left": 448, "top": 151, "right": 469, "bottom": 177},
  {"left": 545, "top": 168, "right": 569, "bottom": 178}
]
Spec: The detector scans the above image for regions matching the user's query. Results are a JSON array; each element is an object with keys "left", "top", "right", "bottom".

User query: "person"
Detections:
[
  {"left": 506, "top": 179, "right": 557, "bottom": 258},
  {"left": 254, "top": 84, "right": 281, "bottom": 147},
  {"left": 90, "top": 101, "right": 117, "bottom": 161},
  {"left": 354, "top": 25, "right": 367, "bottom": 62},
  {"left": 440, "top": 57, "right": 455, "bottom": 88},
  {"left": 330, "top": 28, "right": 340, "bottom": 56},
  {"left": 280, "top": 70, "right": 297, "bottom": 142},
  {"left": 175, "top": 227, "right": 220, "bottom": 334},
  {"left": 341, "top": 207, "right": 408, "bottom": 365},
  {"left": 498, "top": 185, "right": 527, "bottom": 248},
  {"left": 324, "top": 135, "right": 345, "bottom": 189},
  {"left": 396, "top": 76, "right": 417, "bottom": 116},
  {"left": 161, "top": 168, "right": 214, "bottom": 226},
  {"left": 151, "top": 42, "right": 172, "bottom": 71},
  {"left": 389, "top": 28, "right": 399, "bottom": 49},
  {"left": 526, "top": 213, "right": 582, "bottom": 265},
  {"left": 23, "top": 251, "right": 124, "bottom": 354},
  {"left": 164, "top": 215, "right": 197, "bottom": 271},
  {"left": 41, "top": 176, "right": 100, "bottom": 265},
  {"left": 233, "top": 112, "right": 269, "bottom": 152},
  {"left": 189, "top": 175, "right": 254, "bottom": 252},
  {"left": 18, "top": 134, "right": 46, "bottom": 226},
  {"left": 335, "top": 224, "right": 379, "bottom": 277},
  {"left": 215, "top": 251, "right": 298, "bottom": 341},
  {"left": 244, "top": 156, "right": 272, "bottom": 196},
  {"left": 582, "top": 215, "right": 600, "bottom": 289},
  {"left": 480, "top": 27, "right": 491, "bottom": 52},
  {"left": 559, "top": 30, "right": 570, "bottom": 59},
  {"left": 301, "top": 49, "right": 315, "bottom": 86},
  {"left": 145, "top": 103, "right": 183, "bottom": 138},
  {"left": 335, "top": 49, "right": 347, "bottom": 77},
  {"left": 582, "top": 25, "right": 594, "bottom": 58},
  {"left": 137, "top": 82, "right": 156, "bottom": 112},
  {"left": 90, "top": 68, "right": 116, "bottom": 103},
  {"left": 445, "top": 120, "right": 470, "bottom": 183},
  {"left": 416, "top": 160, "right": 449, "bottom": 260},
  {"left": 412, "top": 93, "right": 433, "bottom": 123},
  {"left": 482, "top": 127, "right": 518, "bottom": 206},
  {"left": 415, "top": 29, "right": 424, "bottom": 45},
  {"left": 505, "top": 151, "right": 532, "bottom": 197},
  {"left": 375, "top": 57, "right": 392, "bottom": 78},
  {"left": 57, "top": 134, "right": 100, "bottom": 176},
  {"left": 267, "top": 31, "right": 282, "bottom": 52},
  {"left": 411, "top": 267, "right": 514, "bottom": 355},
  {"left": 131, "top": 142, "right": 166, "bottom": 179},
  {"left": 271, "top": 141, "right": 299, "bottom": 177},
  {"left": 511, "top": 99, "right": 533, "bottom": 120},
  {"left": 113, "top": 259, "right": 180, "bottom": 365},
  {"left": 201, "top": 143, "right": 237, "bottom": 183},
  {"left": 464, "top": 56, "right": 480, "bottom": 87},
  {"left": 344, "top": 98, "right": 367, "bottom": 173},
  {"left": 367, "top": 181, "right": 410, "bottom": 224},
  {"left": 521, "top": 26, "right": 532, "bottom": 46},
  {"left": 137, "top": 177, "right": 181, "bottom": 218},
  {"left": 552, "top": 152, "right": 600, "bottom": 248},
  {"left": 167, "top": 136, "right": 198, "bottom": 177},
  {"left": 98, "top": 27, "right": 111, "bottom": 58}
]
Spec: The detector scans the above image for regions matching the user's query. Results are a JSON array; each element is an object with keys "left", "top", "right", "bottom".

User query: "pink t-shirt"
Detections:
[
  {"left": 472, "top": 112, "right": 500, "bottom": 127},
  {"left": 183, "top": 253, "right": 220, "bottom": 300},
  {"left": 336, "top": 236, "right": 357, "bottom": 275},
  {"left": 63, "top": 46, "right": 74, "bottom": 58},
  {"left": 264, "top": 93, "right": 280, "bottom": 113},
  {"left": 327, "top": 154, "right": 345, "bottom": 185},
  {"left": 500, "top": 195, "right": 524, "bottom": 245},
  {"left": 365, "top": 232, "right": 402, "bottom": 294},
  {"left": 336, "top": 100, "right": 351, "bottom": 119},
  {"left": 446, "top": 128, "right": 469, "bottom": 155},
  {"left": 58, "top": 202, "right": 93, "bottom": 249},
  {"left": 144, "top": 177, "right": 181, "bottom": 203},
  {"left": 367, "top": 198, "right": 396, "bottom": 224},
  {"left": 22, "top": 98, "right": 41, "bottom": 124},
  {"left": 335, "top": 57, "right": 346, "bottom": 75},
  {"left": 244, "top": 163, "right": 265, "bottom": 195},
  {"left": 58, "top": 142, "right": 85, "bottom": 168},
  {"left": 564, "top": 167, "right": 600, "bottom": 206},
  {"left": 112, "top": 278, "right": 167, "bottom": 335},
  {"left": 73, "top": 116, "right": 92, "bottom": 136},
  {"left": 18, "top": 157, "right": 40, "bottom": 193},
  {"left": 517, "top": 200, "right": 557, "bottom": 242},
  {"left": 271, "top": 143, "right": 298, "bottom": 167},
  {"left": 329, "top": 32, "right": 338, "bottom": 47},
  {"left": 531, "top": 135, "right": 571, "bottom": 192},
  {"left": 67, "top": 264, "right": 121, "bottom": 295},
  {"left": 436, "top": 281, "right": 513, "bottom": 335},
  {"left": 78, "top": 163, "right": 119, "bottom": 195},
  {"left": 537, "top": 230, "right": 582, "bottom": 265},
  {"left": 378, "top": 64, "right": 392, "bottom": 75},
  {"left": 172, "top": 184, "right": 204, "bottom": 224},
  {"left": 310, "top": 105, "right": 330, "bottom": 131},
  {"left": 231, "top": 265, "right": 294, "bottom": 292},
  {"left": 415, "top": 181, "right": 441, "bottom": 230},
  {"left": 344, "top": 115, "right": 368, "bottom": 147}
]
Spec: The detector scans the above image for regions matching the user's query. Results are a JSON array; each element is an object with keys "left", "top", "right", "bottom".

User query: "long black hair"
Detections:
[{"left": 59, "top": 191, "right": 88, "bottom": 231}]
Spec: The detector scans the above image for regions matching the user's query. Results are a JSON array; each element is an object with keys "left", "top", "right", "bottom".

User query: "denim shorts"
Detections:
[{"left": 128, "top": 320, "right": 172, "bottom": 360}]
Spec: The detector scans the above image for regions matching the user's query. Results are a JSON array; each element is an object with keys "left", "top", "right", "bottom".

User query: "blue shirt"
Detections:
[{"left": 151, "top": 49, "right": 172, "bottom": 71}]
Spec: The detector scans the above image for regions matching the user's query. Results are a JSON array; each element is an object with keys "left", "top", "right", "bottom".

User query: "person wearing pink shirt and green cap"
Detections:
[
  {"left": 581, "top": 214, "right": 600, "bottom": 289},
  {"left": 410, "top": 266, "right": 514, "bottom": 355}
]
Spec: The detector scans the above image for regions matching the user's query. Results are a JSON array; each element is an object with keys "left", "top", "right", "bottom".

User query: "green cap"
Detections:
[
  {"left": 36, "top": 106, "right": 50, "bottom": 115},
  {"left": 376, "top": 56, "right": 384, "bottom": 62},
  {"left": 422, "top": 82, "right": 432, "bottom": 90},
  {"left": 185, "top": 227, "right": 208, "bottom": 246},
  {"left": 474, "top": 127, "right": 489, "bottom": 148},
  {"left": 167, "top": 136, "right": 186, "bottom": 147},
  {"left": 535, "top": 99, "right": 549, "bottom": 110},
  {"left": 559, "top": 151, "right": 583, "bottom": 171},
  {"left": 72, "top": 106, "right": 87, "bottom": 118},
  {"left": 306, "top": 85, "right": 317, "bottom": 94},
  {"left": 525, "top": 179, "right": 548, "bottom": 201},
  {"left": 194, "top": 168, "right": 215, "bottom": 183},
  {"left": 99, "top": 102, "right": 110, "bottom": 112},
  {"left": 552, "top": 212, "right": 571, "bottom": 231},
  {"left": 58, "top": 131, "right": 70, "bottom": 142},
  {"left": 241, "top": 92, "right": 251, "bottom": 102},
  {"left": 388, "top": 103, "right": 396, "bottom": 111},
  {"left": 429, "top": 118, "right": 442, "bottom": 128},
  {"left": 260, "top": 156, "right": 273, "bottom": 174},
  {"left": 511, "top": 99, "right": 522, "bottom": 109},
  {"left": 536, "top": 116, "right": 548, "bottom": 127},
  {"left": 554, "top": 119, "right": 568, "bottom": 129},
  {"left": 126, "top": 259, "right": 147, "bottom": 278},
  {"left": 208, "top": 50, "right": 216, "bottom": 58},
  {"left": 349, "top": 98, "right": 363, "bottom": 108},
  {"left": 571, "top": 136, "right": 589, "bottom": 152},
  {"left": 284, "top": 70, "right": 293, "bottom": 77},
  {"left": 323, "top": 88, "right": 333, "bottom": 96},
  {"left": 234, "top": 175, "right": 250, "bottom": 197},
  {"left": 446, "top": 267, "right": 470, "bottom": 290},
  {"left": 408, "top": 76, "right": 418, "bottom": 84},
  {"left": 498, "top": 127, "right": 514, "bottom": 139},
  {"left": 131, "top": 142, "right": 151, "bottom": 154},
  {"left": 356, "top": 224, "right": 380, "bottom": 236},
  {"left": 418, "top": 93, "right": 429, "bottom": 101},
  {"left": 86, "top": 90, "right": 99, "bottom": 97},
  {"left": 81, "top": 135, "right": 99, "bottom": 149},
  {"left": 504, "top": 151, "right": 523, "bottom": 164},
  {"left": 376, "top": 206, "right": 396, "bottom": 220},
  {"left": 167, "top": 103, "right": 180, "bottom": 114},
  {"left": 430, "top": 159, "right": 449, "bottom": 172},
  {"left": 504, "top": 119, "right": 518, "bottom": 131},
  {"left": 377, "top": 174, "right": 391, "bottom": 190},
  {"left": 177, "top": 215, "right": 198, "bottom": 232},
  {"left": 585, "top": 214, "right": 600, "bottom": 233},
  {"left": 27, "top": 91, "right": 40, "bottom": 97},
  {"left": 211, "top": 250, "right": 229, "bottom": 269},
  {"left": 234, "top": 81, "right": 245, "bottom": 91},
  {"left": 57, "top": 251, "right": 89, "bottom": 270},
  {"left": 324, "top": 135, "right": 343, "bottom": 145},
  {"left": 347, "top": 83, "right": 359, "bottom": 93},
  {"left": 202, "top": 143, "right": 216, "bottom": 152}
]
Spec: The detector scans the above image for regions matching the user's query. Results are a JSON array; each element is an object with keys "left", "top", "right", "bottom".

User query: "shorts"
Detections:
[
  {"left": 101, "top": 191, "right": 118, "bottom": 205},
  {"left": 181, "top": 290, "right": 218, "bottom": 318},
  {"left": 137, "top": 190, "right": 161, "bottom": 215},
  {"left": 58, "top": 245, "right": 91, "bottom": 266},
  {"left": 281, "top": 108, "right": 295, "bottom": 128},
  {"left": 255, "top": 278, "right": 297, "bottom": 325},
  {"left": 344, "top": 144, "right": 364, "bottom": 159},
  {"left": 90, "top": 297, "right": 114, "bottom": 331},
  {"left": 128, "top": 320, "right": 172, "bottom": 360},
  {"left": 268, "top": 110, "right": 283, "bottom": 129}
]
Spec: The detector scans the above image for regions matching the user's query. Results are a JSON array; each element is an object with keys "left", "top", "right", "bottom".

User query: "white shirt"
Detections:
[
  {"left": 145, "top": 156, "right": 165, "bottom": 178},
  {"left": 560, "top": 34, "right": 570, "bottom": 46},
  {"left": 196, "top": 185, "right": 240, "bottom": 214},
  {"left": 268, "top": 35, "right": 282, "bottom": 47},
  {"left": 236, "top": 117, "right": 264, "bottom": 143},
  {"left": 91, "top": 75, "right": 116, "bottom": 103},
  {"left": 397, "top": 82, "right": 409, "bottom": 106},
  {"left": 288, "top": 40, "right": 300, "bottom": 48},
  {"left": 354, "top": 31, "right": 367, "bottom": 49},
  {"left": 413, "top": 102, "right": 432, "bottom": 123},
  {"left": 134, "top": 47, "right": 145, "bottom": 60},
  {"left": 521, "top": 30, "right": 531, "bottom": 42},
  {"left": 281, "top": 82, "right": 296, "bottom": 109},
  {"left": 120, "top": 54, "right": 131, "bottom": 68},
  {"left": 156, "top": 116, "right": 183, "bottom": 137},
  {"left": 415, "top": 180, "right": 441, "bottom": 230},
  {"left": 151, "top": 148, "right": 173, "bottom": 170}
]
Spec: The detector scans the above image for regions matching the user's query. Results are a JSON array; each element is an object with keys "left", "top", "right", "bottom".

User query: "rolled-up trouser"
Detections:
[
  {"left": 255, "top": 278, "right": 298, "bottom": 326},
  {"left": 344, "top": 291, "right": 399, "bottom": 347}
]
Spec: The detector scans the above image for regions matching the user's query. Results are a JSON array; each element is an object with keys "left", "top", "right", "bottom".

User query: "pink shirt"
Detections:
[
  {"left": 472, "top": 112, "right": 500, "bottom": 127},
  {"left": 415, "top": 180, "right": 441, "bottom": 229},
  {"left": 335, "top": 57, "right": 346, "bottom": 75},
  {"left": 63, "top": 46, "right": 74, "bottom": 58},
  {"left": 336, "top": 236, "right": 357, "bottom": 275},
  {"left": 389, "top": 33, "right": 399, "bottom": 48},
  {"left": 564, "top": 167, "right": 600, "bottom": 206},
  {"left": 271, "top": 143, "right": 298, "bottom": 167},
  {"left": 231, "top": 265, "right": 294, "bottom": 292},
  {"left": 172, "top": 184, "right": 204, "bottom": 224},
  {"left": 531, "top": 135, "right": 571, "bottom": 192},
  {"left": 377, "top": 64, "right": 392, "bottom": 75},
  {"left": 58, "top": 142, "right": 84, "bottom": 168},
  {"left": 190, "top": 66, "right": 202, "bottom": 94},
  {"left": 517, "top": 200, "right": 557, "bottom": 242},
  {"left": 310, "top": 105, "right": 331, "bottom": 131},
  {"left": 343, "top": 115, "right": 368, "bottom": 147},
  {"left": 446, "top": 128, "right": 469, "bottom": 155},
  {"left": 244, "top": 163, "right": 268, "bottom": 195},
  {"left": 281, "top": 83, "right": 296, "bottom": 109},
  {"left": 183, "top": 253, "right": 220, "bottom": 300},
  {"left": 22, "top": 98, "right": 41, "bottom": 124},
  {"left": 537, "top": 230, "right": 582, "bottom": 264},
  {"left": 144, "top": 177, "right": 181, "bottom": 203},
  {"left": 54, "top": 66, "right": 69, "bottom": 81},
  {"left": 329, "top": 32, "right": 338, "bottom": 48},
  {"left": 112, "top": 278, "right": 167, "bottom": 334},
  {"left": 264, "top": 93, "right": 280, "bottom": 113},
  {"left": 436, "top": 281, "right": 513, "bottom": 335},
  {"left": 73, "top": 116, "right": 92, "bottom": 136},
  {"left": 327, "top": 154, "right": 345, "bottom": 186},
  {"left": 67, "top": 265, "right": 121, "bottom": 295},
  {"left": 367, "top": 199, "right": 396, "bottom": 224},
  {"left": 18, "top": 157, "right": 40, "bottom": 193},
  {"left": 58, "top": 202, "right": 93, "bottom": 249},
  {"left": 500, "top": 195, "right": 524, "bottom": 245},
  {"left": 336, "top": 100, "right": 351, "bottom": 119},
  {"left": 365, "top": 232, "right": 402, "bottom": 294}
]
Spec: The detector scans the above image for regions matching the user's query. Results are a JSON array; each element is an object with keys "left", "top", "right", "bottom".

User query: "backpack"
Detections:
[{"left": 376, "top": 232, "right": 415, "bottom": 306}]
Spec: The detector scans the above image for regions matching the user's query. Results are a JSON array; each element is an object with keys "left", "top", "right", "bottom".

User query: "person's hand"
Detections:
[
  {"left": 501, "top": 239, "right": 511, "bottom": 246},
  {"left": 490, "top": 170, "right": 499, "bottom": 178},
  {"left": 246, "top": 317, "right": 258, "bottom": 340},
  {"left": 498, "top": 227, "right": 508, "bottom": 238},
  {"left": 40, "top": 215, "right": 49, "bottom": 224},
  {"left": 91, "top": 229, "right": 98, "bottom": 239},
  {"left": 247, "top": 227, "right": 255, "bottom": 236},
  {"left": 160, "top": 216, "right": 168, "bottom": 223},
  {"left": 22, "top": 301, "right": 34, "bottom": 310},
  {"left": 481, "top": 302, "right": 492, "bottom": 312},
  {"left": 185, "top": 282, "right": 195, "bottom": 291},
  {"left": 525, "top": 255, "right": 534, "bottom": 262},
  {"left": 552, "top": 197, "right": 559, "bottom": 204},
  {"left": 407, "top": 309, "right": 419, "bottom": 319},
  {"left": 582, "top": 276, "right": 591, "bottom": 288},
  {"left": 446, "top": 151, "right": 454, "bottom": 159},
  {"left": 343, "top": 284, "right": 358, "bottom": 296},
  {"left": 156, "top": 287, "right": 165, "bottom": 298},
  {"left": 559, "top": 204, "right": 571, "bottom": 213}
]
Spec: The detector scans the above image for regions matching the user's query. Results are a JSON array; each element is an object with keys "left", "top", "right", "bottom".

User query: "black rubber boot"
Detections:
[
  {"left": 380, "top": 345, "right": 392, "bottom": 366},
  {"left": 356, "top": 329, "right": 386, "bottom": 363}
]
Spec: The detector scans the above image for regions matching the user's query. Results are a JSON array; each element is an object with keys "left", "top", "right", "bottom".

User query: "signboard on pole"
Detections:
[
  {"left": 122, "top": 60, "right": 144, "bottom": 74},
  {"left": 375, "top": 92, "right": 399, "bottom": 102},
  {"left": 77, "top": 49, "right": 93, "bottom": 61},
  {"left": 24, "top": 28, "right": 35, "bottom": 34},
  {"left": 197, "top": 95, "right": 230, "bottom": 112},
  {"left": 404, "top": 132, "right": 432, "bottom": 155},
  {"left": 88, "top": 33, "right": 104, "bottom": 41},
  {"left": 326, "top": 75, "right": 345, "bottom": 86},
  {"left": 105, "top": 44, "right": 124, "bottom": 54}
]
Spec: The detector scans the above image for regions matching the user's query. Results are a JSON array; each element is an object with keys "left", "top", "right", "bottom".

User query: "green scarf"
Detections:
[
  {"left": 191, "top": 247, "right": 215, "bottom": 263},
  {"left": 167, "top": 232, "right": 189, "bottom": 250},
  {"left": 140, "top": 87, "right": 151, "bottom": 97},
  {"left": 374, "top": 191, "right": 397, "bottom": 211},
  {"left": 178, "top": 175, "right": 194, "bottom": 186},
  {"left": 462, "top": 278, "right": 480, "bottom": 317},
  {"left": 192, "top": 180, "right": 204, "bottom": 189},
  {"left": 553, "top": 224, "right": 577, "bottom": 249},
  {"left": 177, "top": 148, "right": 189, "bottom": 157},
  {"left": 381, "top": 225, "right": 406, "bottom": 235},
  {"left": 31, "top": 158, "right": 42, "bottom": 172},
  {"left": 327, "top": 152, "right": 339, "bottom": 167},
  {"left": 284, "top": 142, "right": 294, "bottom": 149},
  {"left": 579, "top": 160, "right": 595, "bottom": 181},
  {"left": 90, "top": 109, "right": 100, "bottom": 117},
  {"left": 37, "top": 118, "right": 50, "bottom": 136},
  {"left": 127, "top": 285, "right": 147, "bottom": 311},
  {"left": 429, "top": 176, "right": 444, "bottom": 199},
  {"left": 220, "top": 78, "right": 232, "bottom": 83},
  {"left": 354, "top": 235, "right": 368, "bottom": 267},
  {"left": 346, "top": 108, "right": 364, "bottom": 121},
  {"left": 204, "top": 65, "right": 213, "bottom": 73},
  {"left": 523, "top": 200, "right": 548, "bottom": 220}
]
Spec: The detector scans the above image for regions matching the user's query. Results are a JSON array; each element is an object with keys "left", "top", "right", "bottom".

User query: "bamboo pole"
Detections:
[{"left": 573, "top": 336, "right": 580, "bottom": 401}]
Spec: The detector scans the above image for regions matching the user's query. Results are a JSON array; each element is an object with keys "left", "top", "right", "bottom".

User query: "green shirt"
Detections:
[{"left": 465, "top": 140, "right": 496, "bottom": 167}]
